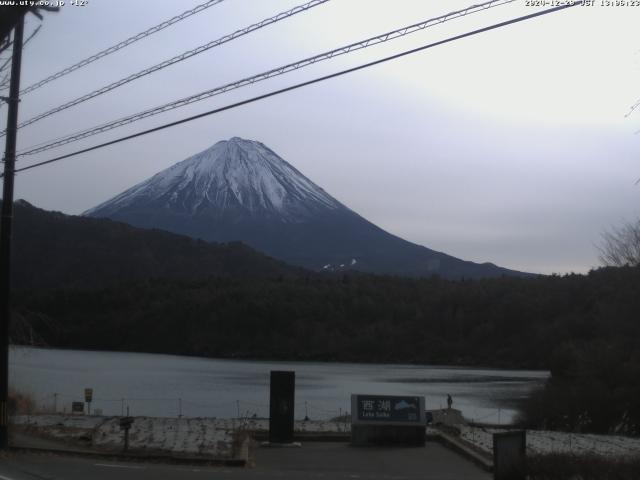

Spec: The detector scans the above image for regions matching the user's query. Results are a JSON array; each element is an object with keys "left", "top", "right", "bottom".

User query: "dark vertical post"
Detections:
[
  {"left": 119, "top": 416, "right": 133, "bottom": 451},
  {"left": 269, "top": 370, "right": 295, "bottom": 444},
  {"left": 124, "top": 426, "right": 130, "bottom": 452},
  {"left": 493, "top": 430, "right": 526, "bottom": 480},
  {"left": 0, "top": 15, "right": 25, "bottom": 450}
]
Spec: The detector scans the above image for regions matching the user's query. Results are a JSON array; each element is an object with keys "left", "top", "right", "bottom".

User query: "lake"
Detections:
[{"left": 9, "top": 346, "right": 547, "bottom": 424}]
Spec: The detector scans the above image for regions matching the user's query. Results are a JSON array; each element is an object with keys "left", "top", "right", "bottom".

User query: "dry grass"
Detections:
[{"left": 8, "top": 389, "right": 36, "bottom": 415}]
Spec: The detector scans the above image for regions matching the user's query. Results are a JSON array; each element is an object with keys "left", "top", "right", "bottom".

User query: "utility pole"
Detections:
[{"left": 0, "top": 14, "right": 24, "bottom": 450}]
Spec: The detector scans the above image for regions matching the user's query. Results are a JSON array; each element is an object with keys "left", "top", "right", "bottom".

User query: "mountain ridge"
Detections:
[
  {"left": 9, "top": 199, "right": 300, "bottom": 291},
  {"left": 85, "top": 137, "right": 532, "bottom": 279}
]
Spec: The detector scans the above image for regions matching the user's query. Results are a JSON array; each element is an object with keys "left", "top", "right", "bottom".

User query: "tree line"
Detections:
[{"left": 11, "top": 264, "right": 640, "bottom": 435}]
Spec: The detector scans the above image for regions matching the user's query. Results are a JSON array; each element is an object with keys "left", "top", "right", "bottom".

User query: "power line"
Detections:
[
  {"left": 0, "top": 55, "right": 13, "bottom": 79},
  {"left": 11, "top": 3, "right": 581, "bottom": 176},
  {"left": 626, "top": 99, "right": 640, "bottom": 118},
  {"left": 19, "top": 0, "right": 227, "bottom": 96},
  {"left": 0, "top": 25, "right": 40, "bottom": 102},
  {"left": 0, "top": 41, "right": 11, "bottom": 57},
  {"left": 6, "top": 0, "right": 329, "bottom": 136},
  {"left": 17, "top": 0, "right": 518, "bottom": 157},
  {"left": 0, "top": 25, "right": 40, "bottom": 88}
]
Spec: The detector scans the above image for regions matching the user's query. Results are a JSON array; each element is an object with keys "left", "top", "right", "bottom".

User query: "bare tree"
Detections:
[{"left": 599, "top": 219, "right": 640, "bottom": 267}]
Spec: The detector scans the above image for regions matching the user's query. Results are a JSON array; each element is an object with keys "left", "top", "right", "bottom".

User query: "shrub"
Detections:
[
  {"left": 8, "top": 389, "right": 36, "bottom": 415},
  {"left": 527, "top": 453, "right": 640, "bottom": 480}
]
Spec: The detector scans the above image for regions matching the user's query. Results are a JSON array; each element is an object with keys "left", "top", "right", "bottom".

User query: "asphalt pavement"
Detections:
[{"left": 0, "top": 441, "right": 490, "bottom": 480}]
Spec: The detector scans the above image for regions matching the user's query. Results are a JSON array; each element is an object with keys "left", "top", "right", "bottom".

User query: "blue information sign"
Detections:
[{"left": 353, "top": 395, "right": 423, "bottom": 423}]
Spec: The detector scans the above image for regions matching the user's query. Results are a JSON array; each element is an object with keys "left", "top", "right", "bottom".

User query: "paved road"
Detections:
[{"left": 0, "top": 442, "right": 490, "bottom": 480}]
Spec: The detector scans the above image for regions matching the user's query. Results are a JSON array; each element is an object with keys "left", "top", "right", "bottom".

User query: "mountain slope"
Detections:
[
  {"left": 10, "top": 200, "right": 299, "bottom": 290},
  {"left": 85, "top": 137, "right": 530, "bottom": 279}
]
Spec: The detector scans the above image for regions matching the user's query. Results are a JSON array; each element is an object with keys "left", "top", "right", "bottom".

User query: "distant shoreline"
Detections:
[{"left": 9, "top": 344, "right": 550, "bottom": 374}]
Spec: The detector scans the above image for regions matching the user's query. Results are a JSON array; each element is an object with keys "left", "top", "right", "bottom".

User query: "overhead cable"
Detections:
[
  {"left": 7, "top": 0, "right": 329, "bottom": 136},
  {"left": 17, "top": 0, "right": 518, "bottom": 157},
  {"left": 0, "top": 25, "right": 42, "bottom": 84},
  {"left": 626, "top": 99, "right": 640, "bottom": 118},
  {"left": 11, "top": 2, "right": 582, "bottom": 176},
  {"left": 20, "top": 0, "right": 227, "bottom": 95}
]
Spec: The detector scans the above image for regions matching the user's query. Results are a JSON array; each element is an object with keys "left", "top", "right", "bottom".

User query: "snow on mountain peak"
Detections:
[{"left": 84, "top": 137, "right": 343, "bottom": 219}]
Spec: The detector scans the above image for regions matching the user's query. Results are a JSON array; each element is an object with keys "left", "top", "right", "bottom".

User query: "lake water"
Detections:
[{"left": 9, "top": 346, "right": 547, "bottom": 424}]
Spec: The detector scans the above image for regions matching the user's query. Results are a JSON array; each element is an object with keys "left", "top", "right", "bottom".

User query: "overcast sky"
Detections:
[{"left": 2, "top": 0, "right": 639, "bottom": 275}]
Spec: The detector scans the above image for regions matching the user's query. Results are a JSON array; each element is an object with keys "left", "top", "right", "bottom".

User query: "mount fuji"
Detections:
[{"left": 84, "top": 137, "right": 528, "bottom": 279}]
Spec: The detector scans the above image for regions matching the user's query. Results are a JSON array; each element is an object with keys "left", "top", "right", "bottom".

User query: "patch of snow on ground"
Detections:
[
  {"left": 459, "top": 425, "right": 640, "bottom": 458},
  {"left": 11, "top": 415, "right": 351, "bottom": 457},
  {"left": 92, "top": 417, "right": 234, "bottom": 457},
  {"left": 13, "top": 415, "right": 238, "bottom": 458}
]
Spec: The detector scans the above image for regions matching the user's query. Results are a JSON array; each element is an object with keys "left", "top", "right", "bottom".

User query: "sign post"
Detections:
[
  {"left": 351, "top": 394, "right": 426, "bottom": 446},
  {"left": 119, "top": 416, "right": 134, "bottom": 452},
  {"left": 84, "top": 388, "right": 93, "bottom": 415}
]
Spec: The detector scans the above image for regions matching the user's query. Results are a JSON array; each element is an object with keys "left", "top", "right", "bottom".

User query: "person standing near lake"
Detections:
[{"left": 447, "top": 394, "right": 452, "bottom": 410}]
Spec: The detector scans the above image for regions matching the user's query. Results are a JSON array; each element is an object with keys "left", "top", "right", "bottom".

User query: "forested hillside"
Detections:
[
  {"left": 7, "top": 201, "right": 640, "bottom": 435},
  {"left": 9, "top": 200, "right": 300, "bottom": 290},
  {"left": 13, "top": 266, "right": 639, "bottom": 368}
]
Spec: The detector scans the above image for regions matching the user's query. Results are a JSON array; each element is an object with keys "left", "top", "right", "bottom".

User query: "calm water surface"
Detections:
[{"left": 10, "top": 346, "right": 547, "bottom": 424}]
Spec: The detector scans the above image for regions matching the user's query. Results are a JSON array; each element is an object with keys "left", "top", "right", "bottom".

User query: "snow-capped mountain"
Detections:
[
  {"left": 85, "top": 137, "right": 529, "bottom": 279},
  {"left": 85, "top": 137, "right": 341, "bottom": 221}
]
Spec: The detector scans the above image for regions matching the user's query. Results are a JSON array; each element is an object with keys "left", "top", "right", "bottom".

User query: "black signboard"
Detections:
[
  {"left": 71, "top": 401, "right": 84, "bottom": 414},
  {"left": 119, "top": 417, "right": 134, "bottom": 429},
  {"left": 269, "top": 371, "right": 295, "bottom": 443},
  {"left": 355, "top": 395, "right": 421, "bottom": 423}
]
